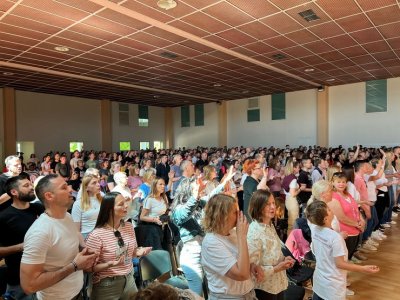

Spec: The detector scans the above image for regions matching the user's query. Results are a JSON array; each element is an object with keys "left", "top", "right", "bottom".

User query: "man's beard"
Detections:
[{"left": 18, "top": 192, "right": 36, "bottom": 202}]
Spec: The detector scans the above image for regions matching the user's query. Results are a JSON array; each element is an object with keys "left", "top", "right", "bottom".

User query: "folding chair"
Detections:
[{"left": 137, "top": 250, "right": 188, "bottom": 290}]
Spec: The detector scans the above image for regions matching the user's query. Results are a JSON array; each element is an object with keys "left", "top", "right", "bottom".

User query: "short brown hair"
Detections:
[
  {"left": 202, "top": 194, "right": 236, "bottom": 234},
  {"left": 248, "top": 190, "right": 273, "bottom": 222},
  {"left": 305, "top": 200, "right": 328, "bottom": 226}
]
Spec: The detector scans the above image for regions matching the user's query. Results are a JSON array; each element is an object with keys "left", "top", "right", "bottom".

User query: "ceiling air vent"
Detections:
[
  {"left": 160, "top": 51, "right": 178, "bottom": 59},
  {"left": 298, "top": 9, "right": 320, "bottom": 22},
  {"left": 272, "top": 53, "right": 286, "bottom": 60}
]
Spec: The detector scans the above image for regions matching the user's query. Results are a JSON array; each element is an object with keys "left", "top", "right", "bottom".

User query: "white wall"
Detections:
[
  {"left": 329, "top": 78, "right": 400, "bottom": 147},
  {"left": 173, "top": 102, "right": 219, "bottom": 148},
  {"left": 111, "top": 102, "right": 165, "bottom": 150},
  {"left": 16, "top": 91, "right": 102, "bottom": 158},
  {"left": 227, "top": 89, "right": 317, "bottom": 147}
]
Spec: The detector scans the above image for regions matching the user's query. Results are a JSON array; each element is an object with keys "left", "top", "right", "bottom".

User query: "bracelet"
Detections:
[{"left": 71, "top": 260, "right": 78, "bottom": 272}]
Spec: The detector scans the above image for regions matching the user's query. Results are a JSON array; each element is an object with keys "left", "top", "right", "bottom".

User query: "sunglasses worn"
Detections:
[{"left": 114, "top": 230, "right": 125, "bottom": 248}]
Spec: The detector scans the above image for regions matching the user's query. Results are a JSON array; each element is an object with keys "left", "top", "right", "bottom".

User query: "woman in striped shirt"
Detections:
[{"left": 86, "top": 192, "right": 151, "bottom": 300}]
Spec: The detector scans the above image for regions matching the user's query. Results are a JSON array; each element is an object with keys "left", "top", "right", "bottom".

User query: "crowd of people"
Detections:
[{"left": 1, "top": 143, "right": 398, "bottom": 299}]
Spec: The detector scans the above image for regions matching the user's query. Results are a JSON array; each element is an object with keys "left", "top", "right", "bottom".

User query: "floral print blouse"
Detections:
[{"left": 247, "top": 221, "right": 288, "bottom": 294}]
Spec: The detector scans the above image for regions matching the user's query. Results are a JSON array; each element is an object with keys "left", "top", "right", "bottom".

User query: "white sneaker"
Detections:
[
  {"left": 392, "top": 212, "right": 398, "bottom": 217},
  {"left": 379, "top": 231, "right": 387, "bottom": 239},
  {"left": 367, "top": 239, "right": 379, "bottom": 247},
  {"left": 382, "top": 223, "right": 391, "bottom": 228},
  {"left": 371, "top": 232, "right": 383, "bottom": 241},
  {"left": 346, "top": 288, "right": 355, "bottom": 296},
  {"left": 390, "top": 220, "right": 397, "bottom": 225},
  {"left": 362, "top": 243, "right": 377, "bottom": 251}
]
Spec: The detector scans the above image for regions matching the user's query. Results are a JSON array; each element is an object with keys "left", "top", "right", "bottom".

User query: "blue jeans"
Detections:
[
  {"left": 6, "top": 284, "right": 34, "bottom": 300},
  {"left": 179, "top": 236, "right": 204, "bottom": 297},
  {"left": 362, "top": 206, "right": 378, "bottom": 241},
  {"left": 383, "top": 187, "right": 395, "bottom": 223}
]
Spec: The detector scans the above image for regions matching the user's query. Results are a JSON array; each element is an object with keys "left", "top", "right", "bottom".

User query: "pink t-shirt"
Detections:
[
  {"left": 332, "top": 192, "right": 361, "bottom": 236},
  {"left": 86, "top": 224, "right": 138, "bottom": 283}
]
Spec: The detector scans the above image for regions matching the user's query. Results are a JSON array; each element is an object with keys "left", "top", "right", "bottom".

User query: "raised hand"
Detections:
[{"left": 236, "top": 211, "right": 249, "bottom": 239}]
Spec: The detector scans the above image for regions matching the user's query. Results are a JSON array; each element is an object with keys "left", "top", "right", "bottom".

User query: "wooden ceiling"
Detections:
[{"left": 1, "top": 0, "right": 399, "bottom": 106}]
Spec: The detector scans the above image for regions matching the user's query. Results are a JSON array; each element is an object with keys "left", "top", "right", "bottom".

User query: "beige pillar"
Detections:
[
  {"left": 101, "top": 99, "right": 112, "bottom": 152},
  {"left": 164, "top": 107, "right": 174, "bottom": 149},
  {"left": 217, "top": 101, "right": 227, "bottom": 147},
  {"left": 3, "top": 87, "right": 16, "bottom": 157},
  {"left": 317, "top": 86, "right": 329, "bottom": 147}
]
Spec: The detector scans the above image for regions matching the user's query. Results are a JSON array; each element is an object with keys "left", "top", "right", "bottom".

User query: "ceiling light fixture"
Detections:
[
  {"left": 213, "top": 83, "right": 222, "bottom": 87},
  {"left": 2, "top": 72, "right": 14, "bottom": 76},
  {"left": 157, "top": 0, "right": 177, "bottom": 10},
  {"left": 326, "top": 78, "right": 336, "bottom": 82},
  {"left": 54, "top": 46, "right": 69, "bottom": 52},
  {"left": 304, "top": 68, "right": 314, "bottom": 72}
]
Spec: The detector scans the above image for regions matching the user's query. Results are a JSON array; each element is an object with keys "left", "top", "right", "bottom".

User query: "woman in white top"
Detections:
[
  {"left": 247, "top": 190, "right": 294, "bottom": 300},
  {"left": 306, "top": 201, "right": 379, "bottom": 300},
  {"left": 72, "top": 174, "right": 102, "bottom": 239},
  {"left": 282, "top": 160, "right": 301, "bottom": 234},
  {"left": 201, "top": 194, "right": 262, "bottom": 300},
  {"left": 139, "top": 177, "right": 170, "bottom": 249}
]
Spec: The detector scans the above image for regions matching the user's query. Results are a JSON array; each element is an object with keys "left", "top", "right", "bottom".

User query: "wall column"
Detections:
[
  {"left": 165, "top": 107, "right": 174, "bottom": 149},
  {"left": 101, "top": 99, "right": 112, "bottom": 152},
  {"left": 317, "top": 87, "right": 329, "bottom": 147},
  {"left": 217, "top": 101, "right": 227, "bottom": 147},
  {"left": 3, "top": 87, "right": 16, "bottom": 157}
]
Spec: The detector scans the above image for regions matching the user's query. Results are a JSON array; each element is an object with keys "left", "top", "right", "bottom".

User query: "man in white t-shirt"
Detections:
[{"left": 20, "top": 174, "right": 97, "bottom": 300}]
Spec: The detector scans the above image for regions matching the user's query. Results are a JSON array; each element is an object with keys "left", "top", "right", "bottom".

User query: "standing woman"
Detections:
[
  {"left": 139, "top": 177, "right": 170, "bottom": 250},
  {"left": 282, "top": 161, "right": 301, "bottom": 233},
  {"left": 72, "top": 175, "right": 102, "bottom": 239},
  {"left": 243, "top": 159, "right": 267, "bottom": 222},
  {"left": 107, "top": 161, "right": 121, "bottom": 191},
  {"left": 86, "top": 192, "right": 151, "bottom": 300},
  {"left": 201, "top": 194, "right": 259, "bottom": 300},
  {"left": 267, "top": 159, "right": 283, "bottom": 198},
  {"left": 247, "top": 190, "right": 294, "bottom": 300}
]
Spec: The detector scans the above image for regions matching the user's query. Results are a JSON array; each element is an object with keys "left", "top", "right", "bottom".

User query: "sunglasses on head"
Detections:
[{"left": 114, "top": 230, "right": 125, "bottom": 248}]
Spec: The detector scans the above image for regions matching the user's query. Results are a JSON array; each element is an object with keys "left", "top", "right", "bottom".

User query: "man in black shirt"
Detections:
[
  {"left": 156, "top": 154, "right": 170, "bottom": 184},
  {"left": 297, "top": 158, "right": 313, "bottom": 211},
  {"left": 0, "top": 173, "right": 44, "bottom": 299},
  {"left": 0, "top": 155, "right": 22, "bottom": 212}
]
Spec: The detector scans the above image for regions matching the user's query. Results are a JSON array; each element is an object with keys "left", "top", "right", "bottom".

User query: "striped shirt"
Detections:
[{"left": 86, "top": 224, "right": 137, "bottom": 284}]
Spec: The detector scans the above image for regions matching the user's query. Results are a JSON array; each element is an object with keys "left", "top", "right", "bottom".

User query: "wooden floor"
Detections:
[{"left": 305, "top": 214, "right": 400, "bottom": 300}]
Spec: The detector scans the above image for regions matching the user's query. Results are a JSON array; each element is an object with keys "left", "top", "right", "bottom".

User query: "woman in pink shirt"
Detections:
[{"left": 328, "top": 173, "right": 364, "bottom": 260}]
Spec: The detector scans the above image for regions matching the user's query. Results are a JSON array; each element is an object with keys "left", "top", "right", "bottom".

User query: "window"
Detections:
[
  {"left": 119, "top": 142, "right": 131, "bottom": 151},
  {"left": 194, "top": 104, "right": 204, "bottom": 126},
  {"left": 247, "top": 97, "right": 260, "bottom": 122},
  {"left": 139, "top": 142, "right": 149, "bottom": 150},
  {"left": 138, "top": 105, "right": 149, "bottom": 127},
  {"left": 70, "top": 142, "right": 83, "bottom": 152},
  {"left": 271, "top": 93, "right": 286, "bottom": 120},
  {"left": 154, "top": 141, "right": 164, "bottom": 150},
  {"left": 181, "top": 105, "right": 190, "bottom": 127},
  {"left": 366, "top": 79, "right": 387, "bottom": 113},
  {"left": 119, "top": 103, "right": 129, "bottom": 126}
]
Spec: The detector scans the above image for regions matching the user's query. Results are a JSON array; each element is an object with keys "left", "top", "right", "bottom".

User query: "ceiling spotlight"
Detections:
[
  {"left": 304, "top": 68, "right": 314, "bottom": 72},
  {"left": 213, "top": 83, "right": 222, "bottom": 87},
  {"left": 157, "top": 0, "right": 177, "bottom": 10},
  {"left": 153, "top": 95, "right": 160, "bottom": 99},
  {"left": 54, "top": 46, "right": 69, "bottom": 52},
  {"left": 326, "top": 78, "right": 336, "bottom": 82},
  {"left": 2, "top": 72, "right": 14, "bottom": 76},
  {"left": 242, "top": 90, "right": 249, "bottom": 94},
  {"left": 317, "top": 86, "right": 325, "bottom": 92}
]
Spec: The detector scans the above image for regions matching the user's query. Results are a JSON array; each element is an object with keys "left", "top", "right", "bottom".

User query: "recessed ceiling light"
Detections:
[
  {"left": 304, "top": 68, "right": 314, "bottom": 72},
  {"left": 326, "top": 78, "right": 336, "bottom": 82},
  {"left": 213, "top": 83, "right": 222, "bottom": 87},
  {"left": 2, "top": 72, "right": 14, "bottom": 76},
  {"left": 153, "top": 95, "right": 160, "bottom": 99},
  {"left": 242, "top": 90, "right": 249, "bottom": 94},
  {"left": 54, "top": 46, "right": 69, "bottom": 52},
  {"left": 157, "top": 0, "right": 177, "bottom": 10}
]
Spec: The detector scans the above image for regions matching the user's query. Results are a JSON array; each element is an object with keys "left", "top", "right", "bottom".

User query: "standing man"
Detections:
[
  {"left": 156, "top": 154, "right": 170, "bottom": 185},
  {"left": 170, "top": 154, "right": 183, "bottom": 199},
  {"left": 297, "top": 158, "right": 313, "bottom": 213},
  {"left": 55, "top": 155, "right": 71, "bottom": 181},
  {"left": 311, "top": 158, "right": 327, "bottom": 184},
  {"left": 20, "top": 174, "right": 97, "bottom": 300},
  {"left": 0, "top": 155, "right": 23, "bottom": 212},
  {"left": 0, "top": 174, "right": 44, "bottom": 300}
]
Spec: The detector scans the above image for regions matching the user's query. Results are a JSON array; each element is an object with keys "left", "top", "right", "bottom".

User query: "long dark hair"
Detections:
[{"left": 95, "top": 192, "right": 120, "bottom": 229}]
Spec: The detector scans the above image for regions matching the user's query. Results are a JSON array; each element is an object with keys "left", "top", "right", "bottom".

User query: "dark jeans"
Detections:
[
  {"left": 375, "top": 190, "right": 389, "bottom": 227},
  {"left": 255, "top": 289, "right": 285, "bottom": 300},
  {"left": 345, "top": 234, "right": 361, "bottom": 259},
  {"left": 312, "top": 292, "right": 324, "bottom": 300}
]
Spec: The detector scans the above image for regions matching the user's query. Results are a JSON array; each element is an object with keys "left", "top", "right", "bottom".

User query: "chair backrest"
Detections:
[{"left": 139, "top": 250, "right": 172, "bottom": 282}]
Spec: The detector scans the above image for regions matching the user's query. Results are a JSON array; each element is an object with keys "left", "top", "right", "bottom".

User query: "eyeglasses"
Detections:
[{"left": 114, "top": 230, "right": 125, "bottom": 248}]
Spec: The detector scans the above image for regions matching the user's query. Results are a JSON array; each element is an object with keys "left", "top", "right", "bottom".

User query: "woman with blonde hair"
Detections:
[
  {"left": 202, "top": 165, "right": 219, "bottom": 196},
  {"left": 201, "top": 194, "right": 261, "bottom": 299},
  {"left": 107, "top": 161, "right": 121, "bottom": 191},
  {"left": 326, "top": 166, "right": 341, "bottom": 182},
  {"left": 72, "top": 174, "right": 102, "bottom": 239},
  {"left": 282, "top": 160, "right": 301, "bottom": 233}
]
